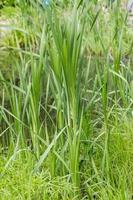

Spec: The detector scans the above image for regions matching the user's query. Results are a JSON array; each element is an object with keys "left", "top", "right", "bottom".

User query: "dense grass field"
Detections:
[{"left": 0, "top": 0, "right": 133, "bottom": 199}]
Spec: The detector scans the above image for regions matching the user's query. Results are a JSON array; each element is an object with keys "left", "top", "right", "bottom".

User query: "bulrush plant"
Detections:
[
  {"left": 0, "top": 13, "right": 46, "bottom": 157},
  {"left": 28, "top": 22, "right": 46, "bottom": 159},
  {"left": 44, "top": 4, "right": 85, "bottom": 188},
  {"left": 1, "top": 1, "right": 133, "bottom": 199}
]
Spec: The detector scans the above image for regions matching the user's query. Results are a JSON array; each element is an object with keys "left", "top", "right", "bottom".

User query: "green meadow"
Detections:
[{"left": 0, "top": 0, "right": 133, "bottom": 199}]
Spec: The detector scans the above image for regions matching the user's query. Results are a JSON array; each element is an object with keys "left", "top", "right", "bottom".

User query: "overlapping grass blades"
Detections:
[
  {"left": 0, "top": 0, "right": 133, "bottom": 199},
  {"left": 44, "top": 4, "right": 85, "bottom": 187}
]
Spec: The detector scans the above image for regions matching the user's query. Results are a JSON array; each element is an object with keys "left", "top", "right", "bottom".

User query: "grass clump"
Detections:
[{"left": 0, "top": 0, "right": 133, "bottom": 199}]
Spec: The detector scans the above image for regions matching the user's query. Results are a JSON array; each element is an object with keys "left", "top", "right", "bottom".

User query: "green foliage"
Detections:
[
  {"left": 0, "top": 0, "right": 16, "bottom": 7},
  {"left": 0, "top": 0, "right": 133, "bottom": 199}
]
